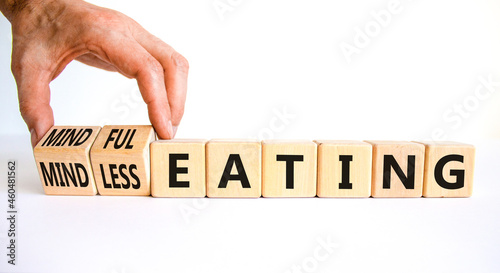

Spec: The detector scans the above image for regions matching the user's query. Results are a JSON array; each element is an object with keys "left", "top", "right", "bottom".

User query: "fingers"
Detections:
[
  {"left": 133, "top": 30, "right": 189, "bottom": 136},
  {"left": 75, "top": 53, "right": 120, "bottom": 74},
  {"left": 12, "top": 57, "right": 54, "bottom": 147},
  {"left": 94, "top": 33, "right": 174, "bottom": 139}
]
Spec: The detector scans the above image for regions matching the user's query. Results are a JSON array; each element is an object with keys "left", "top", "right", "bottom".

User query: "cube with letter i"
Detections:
[
  {"left": 262, "top": 140, "right": 317, "bottom": 197},
  {"left": 415, "top": 141, "right": 475, "bottom": 197},
  {"left": 91, "top": 125, "right": 155, "bottom": 196},
  {"left": 150, "top": 139, "right": 207, "bottom": 197},
  {"left": 34, "top": 126, "right": 101, "bottom": 195},
  {"left": 315, "top": 140, "right": 372, "bottom": 197},
  {"left": 365, "top": 141, "right": 425, "bottom": 197}
]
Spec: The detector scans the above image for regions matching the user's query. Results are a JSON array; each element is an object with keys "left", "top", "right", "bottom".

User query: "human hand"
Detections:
[{"left": 0, "top": 0, "right": 188, "bottom": 147}]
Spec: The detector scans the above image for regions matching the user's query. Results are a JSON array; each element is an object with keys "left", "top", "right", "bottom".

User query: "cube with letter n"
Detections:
[{"left": 365, "top": 141, "right": 425, "bottom": 197}]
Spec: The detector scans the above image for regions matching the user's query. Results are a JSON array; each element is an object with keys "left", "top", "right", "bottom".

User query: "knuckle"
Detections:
[
  {"left": 10, "top": 51, "right": 28, "bottom": 77},
  {"left": 10, "top": 48, "right": 46, "bottom": 79},
  {"left": 144, "top": 56, "right": 164, "bottom": 75},
  {"left": 171, "top": 52, "right": 189, "bottom": 73},
  {"left": 84, "top": 10, "right": 130, "bottom": 38},
  {"left": 18, "top": 99, "right": 52, "bottom": 126},
  {"left": 18, "top": 100, "right": 35, "bottom": 119},
  {"left": 90, "top": 10, "right": 122, "bottom": 26},
  {"left": 10, "top": 60, "right": 21, "bottom": 76}
]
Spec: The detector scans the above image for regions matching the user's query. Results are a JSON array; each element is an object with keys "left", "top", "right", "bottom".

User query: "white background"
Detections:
[{"left": 0, "top": 0, "right": 500, "bottom": 272}]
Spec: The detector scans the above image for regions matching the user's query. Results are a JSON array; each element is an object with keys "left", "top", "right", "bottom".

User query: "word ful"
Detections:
[{"left": 33, "top": 126, "right": 475, "bottom": 198}]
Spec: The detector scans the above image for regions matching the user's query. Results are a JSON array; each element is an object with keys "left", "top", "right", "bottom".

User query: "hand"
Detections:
[{"left": 1, "top": 0, "right": 188, "bottom": 147}]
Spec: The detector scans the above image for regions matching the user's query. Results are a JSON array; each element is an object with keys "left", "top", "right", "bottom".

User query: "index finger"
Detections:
[
  {"left": 133, "top": 30, "right": 189, "bottom": 136},
  {"left": 90, "top": 33, "right": 175, "bottom": 139}
]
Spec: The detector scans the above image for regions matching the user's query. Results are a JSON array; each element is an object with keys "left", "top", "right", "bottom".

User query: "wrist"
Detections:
[
  {"left": 2, "top": 0, "right": 75, "bottom": 25},
  {"left": 1, "top": 0, "right": 35, "bottom": 22}
]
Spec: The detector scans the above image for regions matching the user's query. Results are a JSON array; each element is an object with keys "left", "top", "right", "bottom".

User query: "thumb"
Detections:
[
  {"left": 21, "top": 100, "right": 54, "bottom": 148},
  {"left": 14, "top": 64, "right": 54, "bottom": 147}
]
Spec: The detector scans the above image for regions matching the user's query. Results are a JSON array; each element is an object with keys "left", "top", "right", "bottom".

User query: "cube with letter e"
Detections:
[{"left": 150, "top": 139, "right": 207, "bottom": 197}]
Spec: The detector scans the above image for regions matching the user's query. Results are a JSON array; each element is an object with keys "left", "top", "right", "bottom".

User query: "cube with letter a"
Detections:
[
  {"left": 206, "top": 139, "right": 261, "bottom": 198},
  {"left": 34, "top": 126, "right": 101, "bottom": 195},
  {"left": 365, "top": 141, "right": 425, "bottom": 197},
  {"left": 91, "top": 125, "right": 155, "bottom": 196},
  {"left": 415, "top": 141, "right": 475, "bottom": 197}
]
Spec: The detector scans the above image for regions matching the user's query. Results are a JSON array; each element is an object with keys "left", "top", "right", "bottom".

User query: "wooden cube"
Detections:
[
  {"left": 365, "top": 141, "right": 425, "bottom": 197},
  {"left": 91, "top": 125, "right": 155, "bottom": 196},
  {"left": 262, "top": 140, "right": 317, "bottom": 197},
  {"left": 415, "top": 141, "right": 475, "bottom": 197},
  {"left": 150, "top": 139, "right": 206, "bottom": 197},
  {"left": 315, "top": 140, "right": 372, "bottom": 197},
  {"left": 33, "top": 126, "right": 101, "bottom": 195},
  {"left": 206, "top": 140, "right": 261, "bottom": 198}
]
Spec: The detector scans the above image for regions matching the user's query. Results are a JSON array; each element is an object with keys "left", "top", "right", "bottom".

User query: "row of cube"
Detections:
[{"left": 33, "top": 125, "right": 475, "bottom": 198}]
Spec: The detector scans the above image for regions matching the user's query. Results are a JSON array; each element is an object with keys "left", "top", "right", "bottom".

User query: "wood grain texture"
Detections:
[
  {"left": 415, "top": 141, "right": 475, "bottom": 197},
  {"left": 365, "top": 141, "right": 425, "bottom": 198},
  {"left": 33, "top": 126, "right": 101, "bottom": 195},
  {"left": 315, "top": 140, "right": 372, "bottom": 197},
  {"left": 91, "top": 125, "right": 155, "bottom": 196},
  {"left": 206, "top": 140, "right": 261, "bottom": 198},
  {"left": 150, "top": 139, "right": 207, "bottom": 197},
  {"left": 262, "top": 140, "right": 317, "bottom": 197}
]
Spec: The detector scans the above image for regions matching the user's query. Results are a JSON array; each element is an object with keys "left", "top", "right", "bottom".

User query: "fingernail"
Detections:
[
  {"left": 172, "top": 125, "right": 178, "bottom": 137},
  {"left": 30, "top": 128, "right": 38, "bottom": 148},
  {"left": 167, "top": 120, "right": 174, "bottom": 139}
]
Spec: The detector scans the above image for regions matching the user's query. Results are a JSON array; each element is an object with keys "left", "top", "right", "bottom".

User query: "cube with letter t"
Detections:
[
  {"left": 34, "top": 126, "right": 101, "bottom": 195},
  {"left": 206, "top": 140, "right": 261, "bottom": 198},
  {"left": 262, "top": 140, "right": 317, "bottom": 197},
  {"left": 91, "top": 125, "right": 155, "bottom": 196}
]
